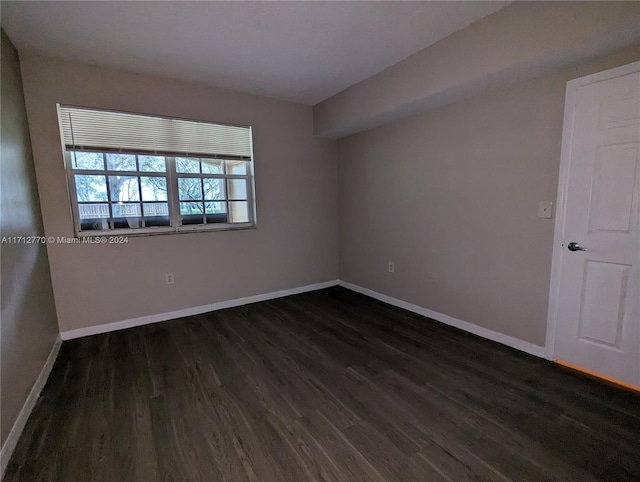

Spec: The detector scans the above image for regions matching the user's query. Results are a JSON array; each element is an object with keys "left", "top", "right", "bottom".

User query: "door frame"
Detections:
[{"left": 545, "top": 60, "right": 640, "bottom": 361}]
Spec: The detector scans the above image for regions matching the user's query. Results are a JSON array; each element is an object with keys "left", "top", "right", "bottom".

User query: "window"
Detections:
[{"left": 58, "top": 105, "right": 255, "bottom": 236}]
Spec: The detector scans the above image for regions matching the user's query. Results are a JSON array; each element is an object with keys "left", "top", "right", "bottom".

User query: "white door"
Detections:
[{"left": 548, "top": 61, "right": 640, "bottom": 388}]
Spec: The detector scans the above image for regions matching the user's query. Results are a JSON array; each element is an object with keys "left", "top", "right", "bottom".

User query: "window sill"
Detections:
[{"left": 75, "top": 222, "right": 256, "bottom": 239}]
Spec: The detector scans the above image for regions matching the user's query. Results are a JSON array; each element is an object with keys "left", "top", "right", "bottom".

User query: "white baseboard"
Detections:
[
  {"left": 1, "top": 335, "right": 62, "bottom": 479},
  {"left": 60, "top": 280, "right": 339, "bottom": 340},
  {"left": 338, "top": 281, "right": 546, "bottom": 359},
  {"left": 59, "top": 278, "right": 545, "bottom": 361}
]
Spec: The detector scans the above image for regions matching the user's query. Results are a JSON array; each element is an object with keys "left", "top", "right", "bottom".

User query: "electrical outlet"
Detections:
[
  {"left": 165, "top": 273, "right": 174, "bottom": 285},
  {"left": 388, "top": 262, "right": 395, "bottom": 273}
]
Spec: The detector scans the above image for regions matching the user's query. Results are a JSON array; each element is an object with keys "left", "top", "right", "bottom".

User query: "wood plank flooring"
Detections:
[{"left": 5, "top": 287, "right": 640, "bottom": 481}]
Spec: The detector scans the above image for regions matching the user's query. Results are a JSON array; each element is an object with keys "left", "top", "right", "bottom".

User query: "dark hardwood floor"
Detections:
[{"left": 5, "top": 287, "right": 640, "bottom": 481}]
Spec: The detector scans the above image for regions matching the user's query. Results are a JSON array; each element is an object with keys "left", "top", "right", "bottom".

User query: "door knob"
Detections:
[{"left": 567, "top": 242, "right": 587, "bottom": 252}]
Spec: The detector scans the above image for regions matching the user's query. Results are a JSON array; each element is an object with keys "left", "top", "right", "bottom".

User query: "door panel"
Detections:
[
  {"left": 599, "top": 89, "right": 640, "bottom": 129},
  {"left": 578, "top": 260, "right": 629, "bottom": 349},
  {"left": 552, "top": 63, "right": 640, "bottom": 387},
  {"left": 589, "top": 144, "right": 638, "bottom": 233}
]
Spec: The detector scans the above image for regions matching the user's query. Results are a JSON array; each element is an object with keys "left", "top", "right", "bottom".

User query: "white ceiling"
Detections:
[{"left": 1, "top": 1, "right": 509, "bottom": 105}]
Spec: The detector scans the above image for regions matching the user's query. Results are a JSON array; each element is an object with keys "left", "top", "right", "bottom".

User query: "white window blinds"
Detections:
[{"left": 58, "top": 105, "right": 252, "bottom": 160}]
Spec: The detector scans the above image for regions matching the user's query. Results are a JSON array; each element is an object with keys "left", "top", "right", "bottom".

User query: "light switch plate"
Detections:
[{"left": 538, "top": 201, "right": 553, "bottom": 218}]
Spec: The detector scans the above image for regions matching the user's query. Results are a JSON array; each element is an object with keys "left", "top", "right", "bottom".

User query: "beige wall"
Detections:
[
  {"left": 338, "top": 47, "right": 640, "bottom": 347},
  {"left": 1, "top": 31, "right": 59, "bottom": 445},
  {"left": 315, "top": 1, "right": 640, "bottom": 138},
  {"left": 20, "top": 53, "right": 338, "bottom": 333}
]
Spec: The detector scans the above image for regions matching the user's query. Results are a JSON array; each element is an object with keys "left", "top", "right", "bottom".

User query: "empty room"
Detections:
[{"left": 1, "top": 1, "right": 639, "bottom": 480}]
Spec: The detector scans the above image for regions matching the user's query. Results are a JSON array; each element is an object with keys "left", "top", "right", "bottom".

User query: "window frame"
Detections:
[{"left": 64, "top": 149, "right": 256, "bottom": 238}]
